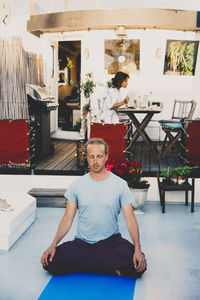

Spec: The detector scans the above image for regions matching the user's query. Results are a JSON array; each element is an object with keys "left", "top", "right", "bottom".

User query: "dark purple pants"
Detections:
[{"left": 44, "top": 234, "right": 146, "bottom": 278}]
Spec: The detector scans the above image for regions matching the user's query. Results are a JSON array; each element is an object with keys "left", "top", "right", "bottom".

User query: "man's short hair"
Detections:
[{"left": 85, "top": 138, "right": 108, "bottom": 155}]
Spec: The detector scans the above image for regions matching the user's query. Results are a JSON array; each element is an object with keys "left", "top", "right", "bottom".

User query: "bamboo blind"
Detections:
[
  {"left": 0, "top": 37, "right": 44, "bottom": 120},
  {"left": 24, "top": 51, "right": 44, "bottom": 87}
]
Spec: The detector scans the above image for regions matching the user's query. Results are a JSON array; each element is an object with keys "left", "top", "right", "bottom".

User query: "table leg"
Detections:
[
  {"left": 185, "top": 190, "right": 188, "bottom": 206},
  {"left": 128, "top": 113, "right": 152, "bottom": 141},
  {"left": 185, "top": 178, "right": 188, "bottom": 206},
  {"left": 127, "top": 112, "right": 158, "bottom": 153},
  {"left": 157, "top": 175, "right": 162, "bottom": 206},
  {"left": 162, "top": 190, "right": 165, "bottom": 213},
  {"left": 160, "top": 130, "right": 182, "bottom": 158},
  {"left": 191, "top": 178, "right": 195, "bottom": 213}
]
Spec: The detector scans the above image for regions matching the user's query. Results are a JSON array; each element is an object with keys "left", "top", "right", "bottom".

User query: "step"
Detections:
[
  {"left": 28, "top": 188, "right": 66, "bottom": 197},
  {"left": 28, "top": 188, "right": 67, "bottom": 208}
]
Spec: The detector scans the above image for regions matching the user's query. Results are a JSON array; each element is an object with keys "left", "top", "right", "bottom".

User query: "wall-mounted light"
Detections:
[
  {"left": 118, "top": 55, "right": 126, "bottom": 63},
  {"left": 84, "top": 48, "right": 90, "bottom": 60},
  {"left": 156, "top": 48, "right": 162, "bottom": 59},
  {"left": 50, "top": 45, "right": 54, "bottom": 78},
  {"left": 116, "top": 25, "right": 127, "bottom": 38}
]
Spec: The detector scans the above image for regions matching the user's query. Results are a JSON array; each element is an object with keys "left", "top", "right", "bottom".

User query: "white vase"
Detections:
[{"left": 130, "top": 188, "right": 148, "bottom": 209}]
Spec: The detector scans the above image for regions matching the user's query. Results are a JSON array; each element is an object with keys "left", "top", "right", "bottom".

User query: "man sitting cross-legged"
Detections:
[{"left": 41, "top": 138, "right": 147, "bottom": 278}]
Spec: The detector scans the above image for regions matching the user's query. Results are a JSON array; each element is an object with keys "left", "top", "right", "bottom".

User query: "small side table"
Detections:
[{"left": 157, "top": 174, "right": 195, "bottom": 213}]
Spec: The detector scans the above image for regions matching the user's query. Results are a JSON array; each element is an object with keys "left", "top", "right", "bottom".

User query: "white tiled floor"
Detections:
[{"left": 0, "top": 202, "right": 200, "bottom": 300}]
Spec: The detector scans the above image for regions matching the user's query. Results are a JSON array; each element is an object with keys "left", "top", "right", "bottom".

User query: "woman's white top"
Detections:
[{"left": 100, "top": 87, "right": 128, "bottom": 123}]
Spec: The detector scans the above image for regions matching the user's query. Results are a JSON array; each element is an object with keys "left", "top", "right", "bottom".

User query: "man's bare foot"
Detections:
[{"left": 116, "top": 270, "right": 121, "bottom": 276}]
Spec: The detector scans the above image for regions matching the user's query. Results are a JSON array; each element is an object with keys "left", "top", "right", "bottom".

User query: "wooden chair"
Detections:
[
  {"left": 159, "top": 100, "right": 196, "bottom": 158},
  {"left": 90, "top": 122, "right": 127, "bottom": 163}
]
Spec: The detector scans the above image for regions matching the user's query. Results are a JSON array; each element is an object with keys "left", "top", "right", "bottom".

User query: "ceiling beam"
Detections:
[{"left": 27, "top": 8, "right": 200, "bottom": 37}]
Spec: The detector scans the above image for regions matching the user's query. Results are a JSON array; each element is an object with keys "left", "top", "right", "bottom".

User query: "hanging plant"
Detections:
[
  {"left": 71, "top": 72, "right": 96, "bottom": 101},
  {"left": 83, "top": 101, "right": 91, "bottom": 113},
  {"left": 106, "top": 79, "right": 113, "bottom": 88},
  {"left": 80, "top": 72, "right": 97, "bottom": 113},
  {"left": 80, "top": 72, "right": 96, "bottom": 99},
  {"left": 66, "top": 57, "right": 73, "bottom": 69}
]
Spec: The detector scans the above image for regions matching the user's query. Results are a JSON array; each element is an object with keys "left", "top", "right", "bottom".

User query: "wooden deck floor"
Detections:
[
  {"left": 33, "top": 140, "right": 82, "bottom": 175},
  {"left": 1, "top": 139, "right": 200, "bottom": 177},
  {"left": 128, "top": 141, "right": 183, "bottom": 176},
  {"left": 33, "top": 139, "right": 198, "bottom": 177}
]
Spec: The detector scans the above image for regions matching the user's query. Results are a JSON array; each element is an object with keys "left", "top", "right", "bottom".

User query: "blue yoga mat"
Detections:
[{"left": 38, "top": 273, "right": 136, "bottom": 300}]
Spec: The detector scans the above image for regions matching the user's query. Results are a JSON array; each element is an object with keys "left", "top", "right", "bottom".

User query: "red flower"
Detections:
[
  {"left": 106, "top": 164, "right": 114, "bottom": 171},
  {"left": 121, "top": 163, "right": 128, "bottom": 170},
  {"left": 116, "top": 169, "right": 124, "bottom": 176},
  {"left": 135, "top": 162, "right": 142, "bottom": 167},
  {"left": 129, "top": 161, "right": 135, "bottom": 167},
  {"left": 106, "top": 160, "right": 149, "bottom": 189}
]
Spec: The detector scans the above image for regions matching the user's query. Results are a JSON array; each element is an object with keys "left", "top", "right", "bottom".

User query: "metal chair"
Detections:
[{"left": 159, "top": 100, "right": 196, "bottom": 158}]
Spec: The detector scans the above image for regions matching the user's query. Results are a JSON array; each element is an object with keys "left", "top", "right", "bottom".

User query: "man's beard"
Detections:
[{"left": 90, "top": 164, "right": 104, "bottom": 173}]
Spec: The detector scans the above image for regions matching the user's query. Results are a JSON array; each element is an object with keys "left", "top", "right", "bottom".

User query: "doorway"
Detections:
[{"left": 58, "top": 40, "right": 81, "bottom": 131}]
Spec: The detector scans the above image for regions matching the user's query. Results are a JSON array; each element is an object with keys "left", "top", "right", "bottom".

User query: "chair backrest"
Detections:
[
  {"left": 90, "top": 122, "right": 127, "bottom": 163},
  {"left": 172, "top": 100, "right": 196, "bottom": 121}
]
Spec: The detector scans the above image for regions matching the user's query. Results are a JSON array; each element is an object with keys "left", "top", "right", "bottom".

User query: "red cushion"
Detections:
[
  {"left": 0, "top": 120, "right": 29, "bottom": 164},
  {"left": 186, "top": 121, "right": 200, "bottom": 166},
  {"left": 90, "top": 123, "right": 127, "bottom": 163}
]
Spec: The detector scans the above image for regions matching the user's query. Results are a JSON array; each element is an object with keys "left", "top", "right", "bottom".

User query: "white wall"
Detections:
[
  {"left": 67, "top": 0, "right": 200, "bottom": 11},
  {"left": 0, "top": 175, "right": 199, "bottom": 205},
  {"left": 5, "top": 0, "right": 200, "bottom": 17},
  {"left": 23, "top": 0, "right": 200, "bottom": 13}
]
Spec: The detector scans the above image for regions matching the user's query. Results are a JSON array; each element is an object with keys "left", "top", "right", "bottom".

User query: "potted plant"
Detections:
[
  {"left": 160, "top": 166, "right": 191, "bottom": 185},
  {"left": 160, "top": 168, "right": 172, "bottom": 183},
  {"left": 173, "top": 166, "right": 191, "bottom": 185},
  {"left": 106, "top": 161, "right": 150, "bottom": 210}
]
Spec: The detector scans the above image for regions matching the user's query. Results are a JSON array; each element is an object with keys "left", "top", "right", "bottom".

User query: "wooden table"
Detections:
[
  {"left": 157, "top": 175, "right": 195, "bottom": 213},
  {"left": 117, "top": 107, "right": 162, "bottom": 153}
]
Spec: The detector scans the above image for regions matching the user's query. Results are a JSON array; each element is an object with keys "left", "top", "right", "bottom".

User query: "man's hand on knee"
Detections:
[
  {"left": 133, "top": 250, "right": 147, "bottom": 273},
  {"left": 41, "top": 245, "right": 56, "bottom": 267}
]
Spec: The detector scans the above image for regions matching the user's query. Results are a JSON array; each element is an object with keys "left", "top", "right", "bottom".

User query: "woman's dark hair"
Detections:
[{"left": 111, "top": 71, "right": 129, "bottom": 89}]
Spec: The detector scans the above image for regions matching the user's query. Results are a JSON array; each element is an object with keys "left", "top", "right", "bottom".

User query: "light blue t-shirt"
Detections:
[{"left": 64, "top": 173, "right": 132, "bottom": 244}]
